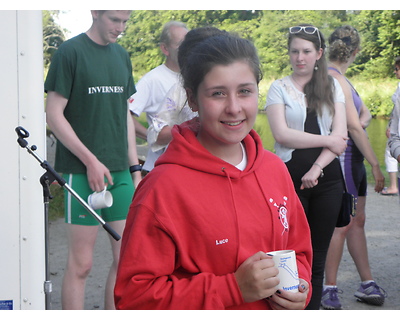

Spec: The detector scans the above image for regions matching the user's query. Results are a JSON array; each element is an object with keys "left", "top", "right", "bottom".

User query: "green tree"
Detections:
[
  {"left": 36, "top": 9, "right": 394, "bottom": 117},
  {"left": 43, "top": 10, "right": 65, "bottom": 71},
  {"left": 41, "top": 10, "right": 400, "bottom": 117},
  {"left": 373, "top": 11, "right": 400, "bottom": 76},
  {"left": 118, "top": 10, "right": 261, "bottom": 79},
  {"left": 253, "top": 10, "right": 349, "bottom": 78},
  {"left": 351, "top": 10, "right": 400, "bottom": 78}
]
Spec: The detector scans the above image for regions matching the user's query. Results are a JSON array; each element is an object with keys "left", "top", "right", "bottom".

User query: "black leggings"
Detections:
[
  {"left": 297, "top": 175, "right": 343, "bottom": 309},
  {"left": 285, "top": 110, "right": 344, "bottom": 309},
  {"left": 287, "top": 157, "right": 343, "bottom": 309}
]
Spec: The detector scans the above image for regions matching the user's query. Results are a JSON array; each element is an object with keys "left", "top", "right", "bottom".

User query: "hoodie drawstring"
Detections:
[{"left": 221, "top": 167, "right": 241, "bottom": 268}]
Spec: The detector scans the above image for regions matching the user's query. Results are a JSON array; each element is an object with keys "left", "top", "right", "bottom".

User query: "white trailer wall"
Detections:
[{"left": 0, "top": 10, "right": 46, "bottom": 310}]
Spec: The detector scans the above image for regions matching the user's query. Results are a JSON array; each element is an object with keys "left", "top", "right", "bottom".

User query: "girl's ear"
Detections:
[
  {"left": 186, "top": 88, "right": 198, "bottom": 112},
  {"left": 317, "top": 47, "right": 323, "bottom": 60}
]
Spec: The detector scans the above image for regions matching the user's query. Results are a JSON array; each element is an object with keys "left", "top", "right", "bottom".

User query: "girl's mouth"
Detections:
[{"left": 221, "top": 120, "right": 244, "bottom": 126}]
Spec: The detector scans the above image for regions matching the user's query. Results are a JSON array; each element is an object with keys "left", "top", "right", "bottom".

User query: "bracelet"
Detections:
[
  {"left": 129, "top": 164, "right": 142, "bottom": 173},
  {"left": 313, "top": 162, "right": 324, "bottom": 178}
]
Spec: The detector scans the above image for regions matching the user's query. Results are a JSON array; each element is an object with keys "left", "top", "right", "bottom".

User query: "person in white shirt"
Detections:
[
  {"left": 129, "top": 21, "right": 188, "bottom": 173},
  {"left": 382, "top": 57, "right": 400, "bottom": 195},
  {"left": 146, "top": 27, "right": 227, "bottom": 158}
]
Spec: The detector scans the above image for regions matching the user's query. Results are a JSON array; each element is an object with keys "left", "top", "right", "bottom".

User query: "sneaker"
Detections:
[
  {"left": 354, "top": 281, "right": 387, "bottom": 306},
  {"left": 321, "top": 287, "right": 343, "bottom": 310}
]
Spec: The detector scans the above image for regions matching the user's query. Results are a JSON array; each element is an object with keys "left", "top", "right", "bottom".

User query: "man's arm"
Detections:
[
  {"left": 45, "top": 91, "right": 113, "bottom": 191},
  {"left": 155, "top": 126, "right": 173, "bottom": 146},
  {"left": 131, "top": 114, "right": 148, "bottom": 141},
  {"left": 127, "top": 108, "right": 142, "bottom": 187}
]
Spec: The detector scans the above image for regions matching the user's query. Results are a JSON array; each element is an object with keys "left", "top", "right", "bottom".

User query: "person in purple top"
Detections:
[{"left": 321, "top": 25, "right": 386, "bottom": 310}]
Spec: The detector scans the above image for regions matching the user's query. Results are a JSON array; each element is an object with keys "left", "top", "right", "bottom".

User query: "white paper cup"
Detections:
[
  {"left": 267, "top": 250, "right": 299, "bottom": 292},
  {"left": 87, "top": 187, "right": 113, "bottom": 210}
]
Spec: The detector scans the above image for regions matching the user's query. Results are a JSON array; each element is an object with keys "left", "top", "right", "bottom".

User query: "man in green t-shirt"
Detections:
[{"left": 45, "top": 10, "right": 141, "bottom": 310}]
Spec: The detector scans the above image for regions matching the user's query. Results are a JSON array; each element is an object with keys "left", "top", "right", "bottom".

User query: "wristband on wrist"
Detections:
[
  {"left": 312, "top": 162, "right": 324, "bottom": 178},
  {"left": 129, "top": 164, "right": 142, "bottom": 173}
]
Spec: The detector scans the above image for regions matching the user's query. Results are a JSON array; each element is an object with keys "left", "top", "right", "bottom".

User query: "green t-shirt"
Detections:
[{"left": 45, "top": 33, "right": 136, "bottom": 173}]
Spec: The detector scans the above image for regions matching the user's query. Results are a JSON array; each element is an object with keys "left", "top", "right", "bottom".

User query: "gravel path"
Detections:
[{"left": 47, "top": 184, "right": 400, "bottom": 310}]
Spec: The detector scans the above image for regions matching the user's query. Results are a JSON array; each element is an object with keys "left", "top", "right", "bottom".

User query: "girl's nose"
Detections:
[{"left": 226, "top": 96, "right": 241, "bottom": 114}]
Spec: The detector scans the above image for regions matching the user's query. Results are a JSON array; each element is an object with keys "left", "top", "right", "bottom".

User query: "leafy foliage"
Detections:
[
  {"left": 116, "top": 10, "right": 400, "bottom": 81},
  {"left": 117, "top": 10, "right": 261, "bottom": 79},
  {"left": 349, "top": 10, "right": 400, "bottom": 78},
  {"left": 42, "top": 10, "right": 65, "bottom": 71},
  {"left": 43, "top": 10, "right": 400, "bottom": 116}
]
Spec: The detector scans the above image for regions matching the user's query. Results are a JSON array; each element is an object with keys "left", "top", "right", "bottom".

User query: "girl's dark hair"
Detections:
[
  {"left": 394, "top": 56, "right": 400, "bottom": 68},
  {"left": 180, "top": 31, "right": 262, "bottom": 98},
  {"left": 178, "top": 27, "right": 227, "bottom": 70},
  {"left": 328, "top": 25, "right": 361, "bottom": 63},
  {"left": 289, "top": 24, "right": 335, "bottom": 116}
]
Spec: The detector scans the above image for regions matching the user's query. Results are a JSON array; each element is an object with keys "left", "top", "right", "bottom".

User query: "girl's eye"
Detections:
[{"left": 212, "top": 91, "right": 224, "bottom": 97}]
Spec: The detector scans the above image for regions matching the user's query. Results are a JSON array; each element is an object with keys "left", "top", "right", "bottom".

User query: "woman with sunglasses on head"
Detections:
[
  {"left": 321, "top": 25, "right": 386, "bottom": 310},
  {"left": 265, "top": 24, "right": 348, "bottom": 309}
]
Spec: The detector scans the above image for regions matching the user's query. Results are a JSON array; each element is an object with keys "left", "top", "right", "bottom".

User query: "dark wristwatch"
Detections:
[{"left": 129, "top": 164, "right": 142, "bottom": 173}]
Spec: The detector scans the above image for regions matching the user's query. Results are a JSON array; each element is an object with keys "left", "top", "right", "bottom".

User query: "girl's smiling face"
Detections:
[{"left": 188, "top": 60, "right": 259, "bottom": 155}]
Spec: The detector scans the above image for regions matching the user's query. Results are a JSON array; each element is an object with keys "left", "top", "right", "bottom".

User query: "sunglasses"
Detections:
[{"left": 289, "top": 26, "right": 321, "bottom": 49}]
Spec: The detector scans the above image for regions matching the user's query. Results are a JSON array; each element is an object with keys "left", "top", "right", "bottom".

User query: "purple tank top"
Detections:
[
  {"left": 329, "top": 67, "right": 366, "bottom": 198},
  {"left": 347, "top": 80, "right": 362, "bottom": 115},
  {"left": 328, "top": 67, "right": 364, "bottom": 160},
  {"left": 329, "top": 67, "right": 362, "bottom": 114}
]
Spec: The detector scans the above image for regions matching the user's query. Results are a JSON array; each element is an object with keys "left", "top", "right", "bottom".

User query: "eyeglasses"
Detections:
[{"left": 289, "top": 26, "right": 321, "bottom": 49}]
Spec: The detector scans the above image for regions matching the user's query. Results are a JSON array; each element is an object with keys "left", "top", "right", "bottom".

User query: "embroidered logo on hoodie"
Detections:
[{"left": 269, "top": 196, "right": 289, "bottom": 235}]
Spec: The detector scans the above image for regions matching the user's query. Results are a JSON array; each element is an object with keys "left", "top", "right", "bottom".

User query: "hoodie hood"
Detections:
[{"left": 155, "top": 119, "right": 264, "bottom": 179}]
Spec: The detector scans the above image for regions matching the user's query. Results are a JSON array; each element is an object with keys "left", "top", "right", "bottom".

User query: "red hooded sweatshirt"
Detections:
[{"left": 115, "top": 121, "right": 312, "bottom": 309}]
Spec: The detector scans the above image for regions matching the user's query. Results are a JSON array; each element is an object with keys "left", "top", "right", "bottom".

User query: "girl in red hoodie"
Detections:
[{"left": 115, "top": 30, "right": 313, "bottom": 310}]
